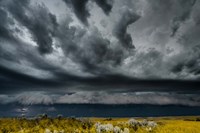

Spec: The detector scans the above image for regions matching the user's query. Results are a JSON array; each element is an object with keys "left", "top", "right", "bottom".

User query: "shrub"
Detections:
[
  {"left": 113, "top": 126, "right": 122, "bottom": 133},
  {"left": 95, "top": 123, "right": 114, "bottom": 133},
  {"left": 196, "top": 118, "right": 200, "bottom": 121},
  {"left": 128, "top": 118, "right": 139, "bottom": 126}
]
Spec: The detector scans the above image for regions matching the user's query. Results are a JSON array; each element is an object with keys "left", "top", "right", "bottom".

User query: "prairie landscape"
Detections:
[
  {"left": 1, "top": 0, "right": 200, "bottom": 133},
  {"left": 0, "top": 116, "right": 200, "bottom": 133}
]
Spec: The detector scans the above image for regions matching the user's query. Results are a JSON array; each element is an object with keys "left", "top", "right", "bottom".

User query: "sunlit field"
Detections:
[{"left": 0, "top": 115, "right": 200, "bottom": 133}]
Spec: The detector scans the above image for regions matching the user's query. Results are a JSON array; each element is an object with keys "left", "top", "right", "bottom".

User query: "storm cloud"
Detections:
[
  {"left": 0, "top": 0, "right": 200, "bottom": 106},
  {"left": 94, "top": 0, "right": 113, "bottom": 15},
  {"left": 63, "top": 0, "right": 89, "bottom": 25},
  {"left": 113, "top": 8, "right": 140, "bottom": 49},
  {"left": 0, "top": 91, "right": 200, "bottom": 106},
  {"left": 63, "top": 0, "right": 113, "bottom": 25},
  {"left": 2, "top": 0, "right": 58, "bottom": 54}
]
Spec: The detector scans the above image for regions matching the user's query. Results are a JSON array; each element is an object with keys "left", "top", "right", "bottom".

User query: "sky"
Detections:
[{"left": 0, "top": 0, "right": 200, "bottom": 107}]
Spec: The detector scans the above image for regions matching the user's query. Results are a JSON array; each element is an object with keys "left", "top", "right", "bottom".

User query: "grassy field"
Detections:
[{"left": 0, "top": 116, "right": 200, "bottom": 133}]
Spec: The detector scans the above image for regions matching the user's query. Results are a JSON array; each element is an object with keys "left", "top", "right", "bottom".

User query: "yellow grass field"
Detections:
[{"left": 0, "top": 116, "right": 200, "bottom": 133}]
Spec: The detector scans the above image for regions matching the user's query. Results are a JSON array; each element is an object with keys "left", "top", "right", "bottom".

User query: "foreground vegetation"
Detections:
[{"left": 0, "top": 115, "right": 200, "bottom": 133}]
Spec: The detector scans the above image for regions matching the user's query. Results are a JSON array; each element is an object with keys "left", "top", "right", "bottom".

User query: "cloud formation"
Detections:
[
  {"left": 63, "top": 0, "right": 89, "bottom": 25},
  {"left": 0, "top": 91, "right": 200, "bottom": 106},
  {"left": 0, "top": 0, "right": 200, "bottom": 105},
  {"left": 5, "top": 0, "right": 58, "bottom": 54},
  {"left": 94, "top": 0, "right": 113, "bottom": 15},
  {"left": 113, "top": 8, "right": 140, "bottom": 49},
  {"left": 63, "top": 0, "right": 113, "bottom": 25}
]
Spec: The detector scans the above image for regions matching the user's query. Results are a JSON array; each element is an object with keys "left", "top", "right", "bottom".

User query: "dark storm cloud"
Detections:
[
  {"left": 0, "top": 0, "right": 200, "bottom": 106},
  {"left": 1, "top": 0, "right": 200, "bottom": 81},
  {"left": 63, "top": 0, "right": 113, "bottom": 25},
  {"left": 0, "top": 0, "right": 63, "bottom": 90},
  {"left": 1, "top": 91, "right": 200, "bottom": 106},
  {"left": 0, "top": 65, "right": 64, "bottom": 93},
  {"left": 94, "top": 0, "right": 113, "bottom": 15},
  {"left": 113, "top": 8, "right": 140, "bottom": 49},
  {"left": 145, "top": 0, "right": 197, "bottom": 38},
  {"left": 169, "top": 1, "right": 200, "bottom": 78},
  {"left": 0, "top": 9, "right": 11, "bottom": 39},
  {"left": 171, "top": 45, "right": 200, "bottom": 76},
  {"left": 55, "top": 2, "right": 133, "bottom": 73},
  {"left": 170, "top": 0, "right": 197, "bottom": 37},
  {"left": 56, "top": 21, "right": 127, "bottom": 74},
  {"left": 63, "top": 0, "right": 89, "bottom": 25},
  {"left": 0, "top": 8, "right": 16, "bottom": 40},
  {"left": 4, "top": 0, "right": 58, "bottom": 54},
  {"left": 177, "top": 1, "right": 200, "bottom": 47}
]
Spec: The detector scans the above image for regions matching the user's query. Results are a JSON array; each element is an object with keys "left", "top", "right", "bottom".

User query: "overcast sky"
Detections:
[{"left": 0, "top": 0, "right": 200, "bottom": 106}]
